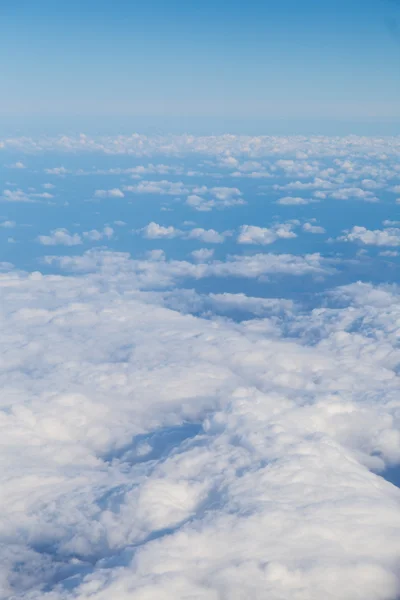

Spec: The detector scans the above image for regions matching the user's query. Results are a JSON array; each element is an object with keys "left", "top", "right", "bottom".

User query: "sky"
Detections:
[
  {"left": 1, "top": 0, "right": 400, "bottom": 132},
  {"left": 1, "top": 3, "right": 400, "bottom": 600}
]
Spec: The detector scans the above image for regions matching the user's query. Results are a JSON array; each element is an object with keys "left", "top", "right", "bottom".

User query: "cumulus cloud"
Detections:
[
  {"left": 339, "top": 226, "right": 400, "bottom": 247},
  {"left": 191, "top": 248, "right": 215, "bottom": 262},
  {"left": 94, "top": 188, "right": 125, "bottom": 198},
  {"left": 0, "top": 261, "right": 398, "bottom": 600},
  {"left": 38, "top": 227, "right": 114, "bottom": 246},
  {"left": 44, "top": 166, "right": 69, "bottom": 175},
  {"left": 124, "top": 180, "right": 189, "bottom": 196},
  {"left": 142, "top": 222, "right": 181, "bottom": 239},
  {"left": 303, "top": 222, "right": 326, "bottom": 234},
  {"left": 38, "top": 228, "right": 83, "bottom": 246},
  {"left": 140, "top": 223, "right": 228, "bottom": 244},
  {"left": 237, "top": 223, "right": 297, "bottom": 245}
]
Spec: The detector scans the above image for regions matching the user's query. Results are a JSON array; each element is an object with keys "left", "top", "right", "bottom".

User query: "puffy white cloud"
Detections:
[
  {"left": 124, "top": 180, "right": 189, "bottom": 196},
  {"left": 191, "top": 248, "right": 215, "bottom": 262},
  {"left": 1, "top": 189, "right": 36, "bottom": 203},
  {"left": 0, "top": 220, "right": 16, "bottom": 228},
  {"left": 186, "top": 227, "right": 226, "bottom": 244},
  {"left": 141, "top": 222, "right": 182, "bottom": 239},
  {"left": 38, "top": 228, "right": 83, "bottom": 246},
  {"left": 38, "top": 227, "right": 114, "bottom": 246},
  {"left": 238, "top": 223, "right": 297, "bottom": 245},
  {"left": 140, "top": 223, "right": 228, "bottom": 244},
  {"left": 330, "top": 187, "right": 378, "bottom": 202},
  {"left": 44, "top": 166, "right": 69, "bottom": 175},
  {"left": 303, "top": 222, "right": 326, "bottom": 234},
  {"left": 339, "top": 226, "right": 400, "bottom": 247},
  {"left": 0, "top": 262, "right": 398, "bottom": 599}
]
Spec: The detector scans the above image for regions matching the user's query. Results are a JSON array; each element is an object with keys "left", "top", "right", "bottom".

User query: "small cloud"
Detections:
[
  {"left": 8, "top": 161, "right": 25, "bottom": 169},
  {"left": 38, "top": 228, "right": 82, "bottom": 246},
  {"left": 191, "top": 248, "right": 215, "bottom": 262},
  {"left": 303, "top": 223, "right": 326, "bottom": 234},
  {"left": 277, "top": 196, "right": 311, "bottom": 205},
  {"left": 94, "top": 188, "right": 125, "bottom": 198}
]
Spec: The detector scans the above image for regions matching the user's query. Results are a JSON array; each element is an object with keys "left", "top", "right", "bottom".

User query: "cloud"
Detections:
[
  {"left": 140, "top": 223, "right": 228, "bottom": 244},
  {"left": 338, "top": 226, "right": 400, "bottom": 247},
  {"left": 191, "top": 248, "right": 215, "bottom": 262},
  {"left": 94, "top": 188, "right": 125, "bottom": 198},
  {"left": 0, "top": 220, "right": 16, "bottom": 228},
  {"left": 330, "top": 188, "right": 378, "bottom": 202},
  {"left": 187, "top": 227, "right": 226, "bottom": 244},
  {"left": 276, "top": 196, "right": 311, "bottom": 205},
  {"left": 8, "top": 161, "right": 26, "bottom": 169},
  {"left": 237, "top": 223, "right": 297, "bottom": 245},
  {"left": 303, "top": 222, "right": 326, "bottom": 234},
  {"left": 142, "top": 222, "right": 181, "bottom": 239},
  {"left": 38, "top": 228, "right": 83, "bottom": 246},
  {"left": 124, "top": 180, "right": 189, "bottom": 196},
  {"left": 0, "top": 261, "right": 398, "bottom": 599},
  {"left": 38, "top": 227, "right": 114, "bottom": 246},
  {"left": 44, "top": 166, "right": 69, "bottom": 175},
  {"left": 1, "top": 189, "right": 37, "bottom": 203}
]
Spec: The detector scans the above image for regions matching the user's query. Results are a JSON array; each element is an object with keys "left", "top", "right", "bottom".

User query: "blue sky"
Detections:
[{"left": 2, "top": 0, "right": 400, "bottom": 131}]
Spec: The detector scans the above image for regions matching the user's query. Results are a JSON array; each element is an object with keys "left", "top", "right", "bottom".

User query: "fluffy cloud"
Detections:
[
  {"left": 303, "top": 222, "right": 326, "bottom": 234},
  {"left": 142, "top": 222, "right": 181, "bottom": 239},
  {"left": 339, "top": 226, "right": 400, "bottom": 247},
  {"left": 38, "top": 227, "right": 114, "bottom": 246},
  {"left": 0, "top": 261, "right": 398, "bottom": 600},
  {"left": 140, "top": 223, "right": 228, "bottom": 244},
  {"left": 237, "top": 223, "right": 297, "bottom": 245},
  {"left": 38, "top": 228, "right": 83, "bottom": 246},
  {"left": 190, "top": 248, "right": 215, "bottom": 262},
  {"left": 124, "top": 180, "right": 189, "bottom": 196}
]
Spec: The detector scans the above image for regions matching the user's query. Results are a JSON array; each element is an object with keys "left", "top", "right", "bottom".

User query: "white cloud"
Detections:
[
  {"left": 124, "top": 180, "right": 189, "bottom": 196},
  {"left": 1, "top": 189, "right": 36, "bottom": 203},
  {"left": 44, "top": 166, "right": 69, "bottom": 175},
  {"left": 140, "top": 223, "right": 228, "bottom": 244},
  {"left": 191, "top": 248, "right": 215, "bottom": 262},
  {"left": 339, "top": 226, "right": 400, "bottom": 247},
  {"left": 38, "top": 227, "right": 114, "bottom": 246},
  {"left": 330, "top": 188, "right": 378, "bottom": 202},
  {"left": 8, "top": 161, "right": 25, "bottom": 169},
  {"left": 38, "top": 228, "right": 83, "bottom": 246},
  {"left": 187, "top": 227, "right": 226, "bottom": 244},
  {"left": 83, "top": 226, "right": 114, "bottom": 241},
  {"left": 276, "top": 196, "right": 311, "bottom": 205},
  {"left": 0, "top": 262, "right": 398, "bottom": 599},
  {"left": 303, "top": 222, "right": 326, "bottom": 234},
  {"left": 142, "top": 222, "right": 181, "bottom": 239},
  {"left": 94, "top": 188, "right": 125, "bottom": 198},
  {"left": 237, "top": 223, "right": 297, "bottom": 245}
]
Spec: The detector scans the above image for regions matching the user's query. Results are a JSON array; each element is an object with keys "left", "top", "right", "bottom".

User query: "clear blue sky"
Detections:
[{"left": 1, "top": 0, "right": 400, "bottom": 129}]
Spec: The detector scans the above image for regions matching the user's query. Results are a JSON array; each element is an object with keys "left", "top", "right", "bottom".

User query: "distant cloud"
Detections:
[
  {"left": 38, "top": 228, "right": 82, "bottom": 246},
  {"left": 303, "top": 222, "right": 326, "bottom": 234},
  {"left": 276, "top": 196, "right": 311, "bottom": 205},
  {"left": 237, "top": 223, "right": 297, "bottom": 245},
  {"left": 8, "top": 161, "right": 25, "bottom": 169},
  {"left": 94, "top": 188, "right": 125, "bottom": 198}
]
